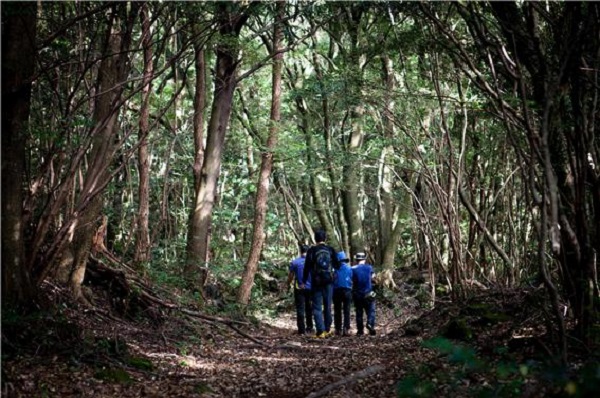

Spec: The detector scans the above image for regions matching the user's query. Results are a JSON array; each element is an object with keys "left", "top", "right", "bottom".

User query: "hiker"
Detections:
[
  {"left": 287, "top": 244, "right": 314, "bottom": 335},
  {"left": 333, "top": 251, "right": 353, "bottom": 336},
  {"left": 301, "top": 229, "right": 340, "bottom": 338},
  {"left": 352, "top": 252, "right": 376, "bottom": 336}
]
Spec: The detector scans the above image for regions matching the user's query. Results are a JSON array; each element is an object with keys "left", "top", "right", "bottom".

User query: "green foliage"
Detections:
[
  {"left": 422, "top": 337, "right": 482, "bottom": 370},
  {"left": 175, "top": 341, "right": 190, "bottom": 357},
  {"left": 126, "top": 357, "right": 154, "bottom": 371},
  {"left": 195, "top": 382, "right": 214, "bottom": 394},
  {"left": 441, "top": 318, "right": 474, "bottom": 342},
  {"left": 397, "top": 337, "right": 600, "bottom": 398},
  {"left": 147, "top": 255, "right": 188, "bottom": 290},
  {"left": 1, "top": 308, "right": 82, "bottom": 359},
  {"left": 93, "top": 368, "right": 133, "bottom": 384},
  {"left": 396, "top": 374, "right": 435, "bottom": 397},
  {"left": 95, "top": 336, "right": 129, "bottom": 358},
  {"left": 568, "top": 361, "right": 600, "bottom": 397}
]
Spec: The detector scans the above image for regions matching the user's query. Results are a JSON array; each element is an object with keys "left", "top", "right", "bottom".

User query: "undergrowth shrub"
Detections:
[{"left": 396, "top": 337, "right": 600, "bottom": 398}]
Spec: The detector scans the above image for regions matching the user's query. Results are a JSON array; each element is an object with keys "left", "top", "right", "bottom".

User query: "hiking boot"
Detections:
[
  {"left": 334, "top": 329, "right": 341, "bottom": 336},
  {"left": 313, "top": 331, "right": 328, "bottom": 338},
  {"left": 356, "top": 330, "right": 364, "bottom": 336},
  {"left": 367, "top": 325, "right": 376, "bottom": 336},
  {"left": 306, "top": 328, "right": 314, "bottom": 335},
  {"left": 342, "top": 328, "right": 349, "bottom": 336}
]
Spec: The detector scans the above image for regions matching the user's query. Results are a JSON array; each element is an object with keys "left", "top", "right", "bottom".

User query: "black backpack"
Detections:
[{"left": 313, "top": 246, "right": 333, "bottom": 285}]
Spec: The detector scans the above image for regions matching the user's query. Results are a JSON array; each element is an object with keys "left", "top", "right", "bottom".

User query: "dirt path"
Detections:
[
  {"left": 4, "top": 288, "right": 580, "bottom": 397},
  {"left": 198, "top": 312, "right": 426, "bottom": 397},
  {"left": 2, "top": 302, "right": 427, "bottom": 398}
]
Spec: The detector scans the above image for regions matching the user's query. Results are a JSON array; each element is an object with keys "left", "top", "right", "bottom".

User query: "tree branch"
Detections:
[{"left": 305, "top": 364, "right": 385, "bottom": 398}]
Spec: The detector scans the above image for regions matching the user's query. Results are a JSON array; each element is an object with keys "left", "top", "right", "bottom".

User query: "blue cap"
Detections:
[{"left": 337, "top": 251, "right": 350, "bottom": 262}]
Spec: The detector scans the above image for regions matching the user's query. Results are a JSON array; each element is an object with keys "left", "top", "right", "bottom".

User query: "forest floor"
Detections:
[{"left": 2, "top": 278, "right": 598, "bottom": 398}]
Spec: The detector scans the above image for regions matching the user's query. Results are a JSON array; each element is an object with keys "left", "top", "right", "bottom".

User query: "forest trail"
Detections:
[
  {"left": 2, "top": 284, "right": 427, "bottom": 398},
  {"left": 3, "top": 284, "right": 573, "bottom": 397}
]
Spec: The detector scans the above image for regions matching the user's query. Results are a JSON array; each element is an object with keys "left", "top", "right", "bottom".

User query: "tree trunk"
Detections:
[
  {"left": 340, "top": 6, "right": 365, "bottom": 255},
  {"left": 286, "top": 53, "right": 340, "bottom": 249},
  {"left": 313, "top": 45, "right": 344, "bottom": 250},
  {"left": 183, "top": 25, "right": 208, "bottom": 290},
  {"left": 68, "top": 4, "right": 136, "bottom": 302},
  {"left": 187, "top": 4, "right": 250, "bottom": 292},
  {"left": 1, "top": 2, "right": 37, "bottom": 310},
  {"left": 377, "top": 54, "right": 401, "bottom": 271},
  {"left": 297, "top": 94, "right": 338, "bottom": 248},
  {"left": 184, "top": 25, "right": 207, "bottom": 290},
  {"left": 488, "top": 0, "right": 598, "bottom": 351},
  {"left": 134, "top": 3, "right": 153, "bottom": 270},
  {"left": 238, "top": 1, "right": 285, "bottom": 305},
  {"left": 422, "top": 1, "right": 599, "bottom": 351}
]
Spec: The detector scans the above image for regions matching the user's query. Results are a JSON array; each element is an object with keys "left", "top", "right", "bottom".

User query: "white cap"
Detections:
[{"left": 354, "top": 252, "right": 366, "bottom": 260}]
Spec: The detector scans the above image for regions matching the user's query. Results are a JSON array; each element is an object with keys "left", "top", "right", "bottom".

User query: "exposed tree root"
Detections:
[
  {"left": 85, "top": 256, "right": 268, "bottom": 347},
  {"left": 305, "top": 364, "right": 385, "bottom": 398}
]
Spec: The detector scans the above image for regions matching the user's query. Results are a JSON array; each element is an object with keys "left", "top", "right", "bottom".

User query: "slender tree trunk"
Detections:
[
  {"left": 275, "top": 174, "right": 313, "bottom": 242},
  {"left": 488, "top": 0, "right": 597, "bottom": 351},
  {"left": 1, "top": 2, "right": 37, "bottom": 310},
  {"left": 340, "top": 6, "right": 365, "bottom": 255},
  {"left": 134, "top": 3, "right": 153, "bottom": 270},
  {"left": 188, "top": 4, "right": 250, "bottom": 292},
  {"left": 68, "top": 4, "right": 136, "bottom": 301},
  {"left": 377, "top": 54, "right": 401, "bottom": 271},
  {"left": 293, "top": 90, "right": 338, "bottom": 248},
  {"left": 238, "top": 1, "right": 284, "bottom": 305},
  {"left": 184, "top": 26, "right": 207, "bottom": 290},
  {"left": 311, "top": 44, "right": 343, "bottom": 250},
  {"left": 285, "top": 52, "right": 339, "bottom": 249},
  {"left": 107, "top": 156, "right": 125, "bottom": 252}
]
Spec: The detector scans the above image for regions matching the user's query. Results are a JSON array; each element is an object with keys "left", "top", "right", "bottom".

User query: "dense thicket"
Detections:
[{"left": 2, "top": 1, "right": 598, "bottom": 360}]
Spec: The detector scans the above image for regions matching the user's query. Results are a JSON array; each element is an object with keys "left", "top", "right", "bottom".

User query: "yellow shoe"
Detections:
[{"left": 313, "top": 331, "right": 327, "bottom": 338}]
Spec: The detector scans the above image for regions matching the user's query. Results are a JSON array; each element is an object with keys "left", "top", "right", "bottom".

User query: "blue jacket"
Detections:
[
  {"left": 352, "top": 263, "right": 373, "bottom": 296},
  {"left": 334, "top": 263, "right": 352, "bottom": 289},
  {"left": 289, "top": 256, "right": 311, "bottom": 290}
]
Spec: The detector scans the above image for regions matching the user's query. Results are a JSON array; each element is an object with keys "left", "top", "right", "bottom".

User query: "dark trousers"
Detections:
[
  {"left": 353, "top": 295, "right": 376, "bottom": 334},
  {"left": 294, "top": 288, "right": 313, "bottom": 334},
  {"left": 333, "top": 287, "right": 352, "bottom": 332},
  {"left": 311, "top": 284, "right": 333, "bottom": 334}
]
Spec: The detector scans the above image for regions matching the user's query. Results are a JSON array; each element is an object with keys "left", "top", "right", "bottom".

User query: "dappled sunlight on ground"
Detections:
[
  {"left": 4, "top": 283, "right": 580, "bottom": 397},
  {"left": 255, "top": 311, "right": 297, "bottom": 331}
]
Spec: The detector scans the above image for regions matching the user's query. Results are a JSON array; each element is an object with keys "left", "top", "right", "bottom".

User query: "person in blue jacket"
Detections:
[
  {"left": 333, "top": 251, "right": 353, "bottom": 336},
  {"left": 352, "top": 252, "right": 376, "bottom": 336},
  {"left": 287, "top": 244, "right": 313, "bottom": 335}
]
